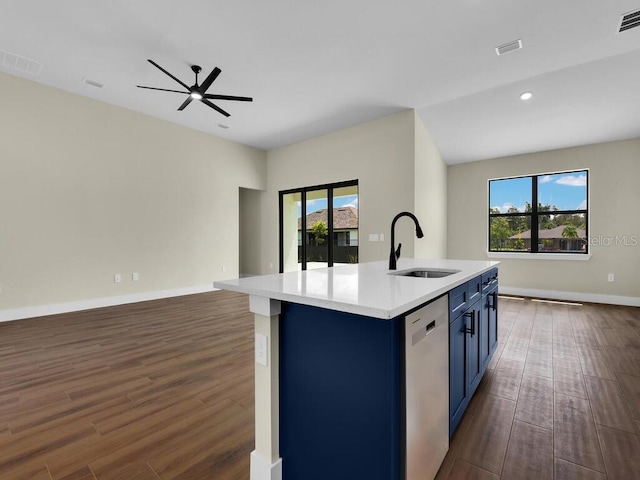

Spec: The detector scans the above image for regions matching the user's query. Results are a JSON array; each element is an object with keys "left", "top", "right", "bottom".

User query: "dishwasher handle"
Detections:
[
  {"left": 425, "top": 319, "right": 436, "bottom": 333},
  {"left": 410, "top": 312, "right": 445, "bottom": 347}
]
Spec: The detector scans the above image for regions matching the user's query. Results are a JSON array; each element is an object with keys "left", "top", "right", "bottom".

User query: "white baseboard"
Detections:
[
  {"left": 0, "top": 284, "right": 219, "bottom": 323},
  {"left": 3, "top": 284, "right": 635, "bottom": 323},
  {"left": 250, "top": 451, "right": 282, "bottom": 480},
  {"left": 499, "top": 286, "right": 640, "bottom": 307}
]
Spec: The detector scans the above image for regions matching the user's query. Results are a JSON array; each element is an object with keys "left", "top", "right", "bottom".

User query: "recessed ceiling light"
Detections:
[
  {"left": 520, "top": 91, "right": 533, "bottom": 101},
  {"left": 82, "top": 77, "right": 104, "bottom": 89}
]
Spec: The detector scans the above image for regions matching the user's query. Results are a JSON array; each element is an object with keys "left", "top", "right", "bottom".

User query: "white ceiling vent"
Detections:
[
  {"left": 618, "top": 9, "right": 640, "bottom": 33},
  {"left": 0, "top": 49, "right": 42, "bottom": 76},
  {"left": 495, "top": 39, "right": 522, "bottom": 56}
]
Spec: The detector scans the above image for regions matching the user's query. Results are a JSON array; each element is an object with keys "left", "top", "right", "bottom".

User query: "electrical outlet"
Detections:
[
  {"left": 222, "top": 265, "right": 227, "bottom": 273},
  {"left": 114, "top": 274, "right": 121, "bottom": 284},
  {"left": 607, "top": 273, "right": 615, "bottom": 282},
  {"left": 269, "top": 262, "right": 273, "bottom": 269},
  {"left": 132, "top": 272, "right": 139, "bottom": 281},
  {"left": 379, "top": 233, "right": 385, "bottom": 241},
  {"left": 369, "top": 233, "right": 379, "bottom": 242},
  {"left": 255, "top": 333, "right": 268, "bottom": 366}
]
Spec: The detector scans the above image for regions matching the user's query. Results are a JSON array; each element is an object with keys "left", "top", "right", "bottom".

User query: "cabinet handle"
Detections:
[
  {"left": 463, "top": 310, "right": 475, "bottom": 337},
  {"left": 491, "top": 292, "right": 498, "bottom": 312}
]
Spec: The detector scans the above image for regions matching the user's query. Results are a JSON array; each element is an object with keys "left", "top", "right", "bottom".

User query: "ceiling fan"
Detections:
[{"left": 136, "top": 59, "right": 253, "bottom": 117}]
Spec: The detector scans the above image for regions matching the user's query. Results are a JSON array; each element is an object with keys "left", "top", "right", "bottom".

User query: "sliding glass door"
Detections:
[
  {"left": 305, "top": 189, "right": 329, "bottom": 270},
  {"left": 281, "top": 191, "right": 302, "bottom": 273},
  {"left": 280, "top": 180, "right": 358, "bottom": 272}
]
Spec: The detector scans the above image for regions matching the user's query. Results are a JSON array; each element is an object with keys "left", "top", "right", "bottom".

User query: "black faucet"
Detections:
[{"left": 389, "top": 212, "right": 424, "bottom": 270}]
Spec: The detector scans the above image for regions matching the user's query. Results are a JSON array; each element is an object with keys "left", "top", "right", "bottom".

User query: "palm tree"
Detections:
[
  {"left": 561, "top": 224, "right": 579, "bottom": 251},
  {"left": 561, "top": 224, "right": 578, "bottom": 239}
]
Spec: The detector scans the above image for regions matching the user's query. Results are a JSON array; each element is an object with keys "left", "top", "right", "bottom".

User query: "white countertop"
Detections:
[{"left": 215, "top": 259, "right": 499, "bottom": 320}]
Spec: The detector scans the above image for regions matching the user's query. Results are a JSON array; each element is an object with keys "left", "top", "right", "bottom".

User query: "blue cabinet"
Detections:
[
  {"left": 449, "top": 313, "right": 467, "bottom": 433},
  {"left": 489, "top": 288, "right": 498, "bottom": 355},
  {"left": 481, "top": 268, "right": 499, "bottom": 361},
  {"left": 448, "top": 298, "right": 481, "bottom": 436},
  {"left": 467, "top": 299, "right": 483, "bottom": 395},
  {"left": 279, "top": 303, "right": 402, "bottom": 480},
  {"left": 487, "top": 272, "right": 499, "bottom": 356},
  {"left": 449, "top": 296, "right": 483, "bottom": 435},
  {"left": 449, "top": 268, "right": 498, "bottom": 436}
]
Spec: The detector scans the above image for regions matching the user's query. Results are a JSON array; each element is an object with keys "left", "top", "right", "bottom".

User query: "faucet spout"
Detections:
[{"left": 389, "top": 211, "right": 424, "bottom": 270}]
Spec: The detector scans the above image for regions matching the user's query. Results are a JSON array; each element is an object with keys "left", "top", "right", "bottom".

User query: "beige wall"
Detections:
[
  {"left": 261, "top": 110, "right": 446, "bottom": 274},
  {"left": 0, "top": 71, "right": 266, "bottom": 311},
  {"left": 240, "top": 188, "right": 265, "bottom": 276},
  {"left": 448, "top": 138, "right": 640, "bottom": 300},
  {"left": 414, "top": 113, "right": 447, "bottom": 259}
]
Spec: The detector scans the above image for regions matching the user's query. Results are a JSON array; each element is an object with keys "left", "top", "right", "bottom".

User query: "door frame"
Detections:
[{"left": 279, "top": 179, "right": 358, "bottom": 273}]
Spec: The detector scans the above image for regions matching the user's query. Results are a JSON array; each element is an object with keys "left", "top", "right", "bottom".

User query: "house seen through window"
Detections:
[
  {"left": 488, "top": 170, "right": 588, "bottom": 254},
  {"left": 280, "top": 180, "right": 358, "bottom": 272}
]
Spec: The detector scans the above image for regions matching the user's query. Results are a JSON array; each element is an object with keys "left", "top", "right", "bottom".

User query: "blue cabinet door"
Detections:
[
  {"left": 449, "top": 314, "right": 467, "bottom": 436},
  {"left": 449, "top": 298, "right": 482, "bottom": 435},
  {"left": 480, "top": 294, "right": 491, "bottom": 372},
  {"left": 467, "top": 300, "right": 483, "bottom": 396},
  {"left": 488, "top": 286, "right": 498, "bottom": 355}
]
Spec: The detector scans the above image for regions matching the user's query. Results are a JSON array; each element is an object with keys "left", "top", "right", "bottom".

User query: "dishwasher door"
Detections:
[{"left": 405, "top": 294, "right": 449, "bottom": 480}]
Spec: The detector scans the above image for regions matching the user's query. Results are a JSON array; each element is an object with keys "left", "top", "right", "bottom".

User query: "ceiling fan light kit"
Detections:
[{"left": 136, "top": 59, "right": 252, "bottom": 117}]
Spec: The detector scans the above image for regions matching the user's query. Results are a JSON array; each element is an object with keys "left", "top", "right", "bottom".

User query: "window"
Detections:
[
  {"left": 488, "top": 170, "right": 588, "bottom": 255},
  {"left": 280, "top": 180, "right": 358, "bottom": 272}
]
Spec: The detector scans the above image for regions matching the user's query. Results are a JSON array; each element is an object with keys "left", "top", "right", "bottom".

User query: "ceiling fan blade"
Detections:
[
  {"left": 204, "top": 94, "right": 253, "bottom": 102},
  {"left": 137, "top": 85, "right": 189, "bottom": 94},
  {"left": 201, "top": 99, "right": 230, "bottom": 117},
  {"left": 177, "top": 96, "right": 194, "bottom": 111},
  {"left": 147, "top": 59, "right": 190, "bottom": 91},
  {"left": 200, "top": 67, "right": 222, "bottom": 94}
]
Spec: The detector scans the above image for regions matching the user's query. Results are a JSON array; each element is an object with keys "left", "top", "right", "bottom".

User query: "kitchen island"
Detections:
[{"left": 214, "top": 258, "right": 499, "bottom": 480}]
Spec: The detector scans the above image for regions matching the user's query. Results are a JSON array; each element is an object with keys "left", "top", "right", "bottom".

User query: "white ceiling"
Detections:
[{"left": 1, "top": 0, "right": 639, "bottom": 164}]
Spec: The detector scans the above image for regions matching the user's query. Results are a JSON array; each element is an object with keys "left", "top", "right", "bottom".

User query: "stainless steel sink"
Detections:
[{"left": 390, "top": 268, "right": 460, "bottom": 278}]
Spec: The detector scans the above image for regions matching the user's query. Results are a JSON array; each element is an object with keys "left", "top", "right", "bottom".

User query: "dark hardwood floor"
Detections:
[
  {"left": 1, "top": 291, "right": 639, "bottom": 479},
  {"left": 436, "top": 296, "right": 640, "bottom": 480},
  {"left": 0, "top": 290, "right": 255, "bottom": 480}
]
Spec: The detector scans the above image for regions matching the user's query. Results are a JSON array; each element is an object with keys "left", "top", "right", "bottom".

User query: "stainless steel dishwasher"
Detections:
[{"left": 405, "top": 294, "right": 449, "bottom": 480}]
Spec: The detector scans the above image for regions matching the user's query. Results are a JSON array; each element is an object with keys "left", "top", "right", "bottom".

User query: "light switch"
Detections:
[{"left": 369, "top": 233, "right": 379, "bottom": 242}]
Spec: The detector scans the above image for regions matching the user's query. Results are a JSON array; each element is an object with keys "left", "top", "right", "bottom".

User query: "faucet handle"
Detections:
[{"left": 395, "top": 243, "right": 402, "bottom": 260}]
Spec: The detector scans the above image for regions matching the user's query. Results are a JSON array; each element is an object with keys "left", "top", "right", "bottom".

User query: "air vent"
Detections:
[
  {"left": 217, "top": 124, "right": 230, "bottom": 129},
  {"left": 82, "top": 77, "right": 104, "bottom": 89},
  {"left": 495, "top": 39, "right": 523, "bottom": 56},
  {"left": 619, "top": 9, "right": 640, "bottom": 33},
  {"left": 0, "top": 49, "right": 42, "bottom": 76}
]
